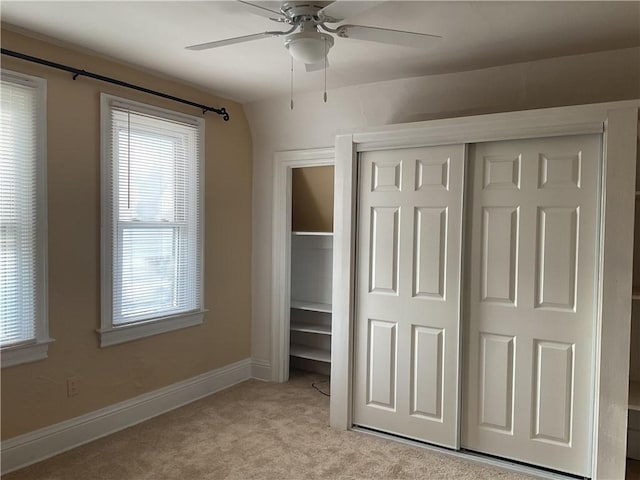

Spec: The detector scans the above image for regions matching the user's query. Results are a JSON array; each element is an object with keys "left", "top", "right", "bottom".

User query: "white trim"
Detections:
[
  {"left": 97, "top": 310, "right": 207, "bottom": 347},
  {"left": 99, "top": 93, "right": 206, "bottom": 346},
  {"left": 0, "top": 69, "right": 52, "bottom": 366},
  {"left": 346, "top": 101, "right": 635, "bottom": 149},
  {"left": 329, "top": 135, "right": 357, "bottom": 430},
  {"left": 591, "top": 106, "right": 638, "bottom": 478},
  {"left": 292, "top": 231, "right": 334, "bottom": 236},
  {"left": 353, "top": 121, "right": 604, "bottom": 152},
  {"left": 331, "top": 100, "right": 640, "bottom": 479},
  {"left": 107, "top": 96, "right": 204, "bottom": 127},
  {"left": 0, "top": 358, "right": 252, "bottom": 475},
  {"left": 251, "top": 358, "right": 272, "bottom": 381},
  {"left": 1, "top": 338, "right": 55, "bottom": 368},
  {"left": 271, "top": 147, "right": 334, "bottom": 382},
  {"left": 34, "top": 71, "right": 49, "bottom": 360}
]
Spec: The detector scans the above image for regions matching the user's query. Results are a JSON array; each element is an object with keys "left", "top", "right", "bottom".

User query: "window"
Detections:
[
  {"left": 100, "top": 94, "right": 205, "bottom": 346},
  {"left": 0, "top": 70, "right": 51, "bottom": 367}
]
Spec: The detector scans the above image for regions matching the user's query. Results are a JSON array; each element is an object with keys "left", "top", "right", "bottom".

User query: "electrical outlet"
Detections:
[{"left": 67, "top": 377, "right": 79, "bottom": 397}]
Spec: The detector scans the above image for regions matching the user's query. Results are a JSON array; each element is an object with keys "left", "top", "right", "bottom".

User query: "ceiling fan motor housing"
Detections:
[
  {"left": 281, "top": 2, "right": 335, "bottom": 22},
  {"left": 284, "top": 30, "right": 334, "bottom": 64},
  {"left": 277, "top": 2, "right": 336, "bottom": 65}
]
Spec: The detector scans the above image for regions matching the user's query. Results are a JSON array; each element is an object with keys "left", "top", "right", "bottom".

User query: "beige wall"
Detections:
[
  {"left": 0, "top": 29, "right": 253, "bottom": 439},
  {"left": 292, "top": 166, "right": 334, "bottom": 233}
]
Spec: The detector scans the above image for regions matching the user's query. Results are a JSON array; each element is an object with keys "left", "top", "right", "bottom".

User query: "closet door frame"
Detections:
[
  {"left": 270, "top": 147, "right": 334, "bottom": 383},
  {"left": 330, "top": 100, "right": 639, "bottom": 480}
]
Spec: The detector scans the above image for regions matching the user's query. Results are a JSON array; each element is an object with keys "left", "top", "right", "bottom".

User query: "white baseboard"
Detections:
[
  {"left": 251, "top": 358, "right": 271, "bottom": 381},
  {"left": 1, "top": 358, "right": 252, "bottom": 475}
]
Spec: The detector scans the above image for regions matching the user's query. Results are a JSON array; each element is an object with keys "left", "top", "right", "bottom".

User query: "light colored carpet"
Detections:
[{"left": 5, "top": 370, "right": 535, "bottom": 480}]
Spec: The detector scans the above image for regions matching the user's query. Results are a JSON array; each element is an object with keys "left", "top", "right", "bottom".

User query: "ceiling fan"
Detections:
[{"left": 186, "top": 1, "right": 441, "bottom": 72}]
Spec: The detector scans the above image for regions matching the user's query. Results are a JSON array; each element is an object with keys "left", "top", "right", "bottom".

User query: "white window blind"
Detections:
[
  {"left": 102, "top": 95, "right": 204, "bottom": 339},
  {"left": 0, "top": 72, "right": 47, "bottom": 352}
]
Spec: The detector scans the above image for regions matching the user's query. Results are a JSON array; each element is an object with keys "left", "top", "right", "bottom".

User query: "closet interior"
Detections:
[{"left": 289, "top": 166, "right": 334, "bottom": 376}]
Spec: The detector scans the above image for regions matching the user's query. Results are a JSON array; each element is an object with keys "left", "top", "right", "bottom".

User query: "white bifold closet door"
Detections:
[
  {"left": 353, "top": 144, "right": 465, "bottom": 448},
  {"left": 462, "top": 135, "right": 601, "bottom": 477}
]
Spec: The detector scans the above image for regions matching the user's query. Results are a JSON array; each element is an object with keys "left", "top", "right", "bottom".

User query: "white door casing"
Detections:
[
  {"left": 353, "top": 144, "right": 465, "bottom": 448},
  {"left": 270, "top": 148, "right": 334, "bottom": 383},
  {"left": 462, "top": 134, "right": 601, "bottom": 476}
]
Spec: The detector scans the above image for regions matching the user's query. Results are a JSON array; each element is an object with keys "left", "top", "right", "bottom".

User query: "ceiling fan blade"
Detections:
[
  {"left": 186, "top": 32, "right": 277, "bottom": 51},
  {"left": 305, "top": 59, "right": 330, "bottom": 72},
  {"left": 318, "top": 1, "right": 382, "bottom": 22},
  {"left": 337, "top": 25, "right": 441, "bottom": 48},
  {"left": 236, "top": 0, "right": 286, "bottom": 21}
]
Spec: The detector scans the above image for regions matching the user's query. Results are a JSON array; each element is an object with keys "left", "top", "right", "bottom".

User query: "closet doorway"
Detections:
[
  {"left": 351, "top": 134, "right": 600, "bottom": 477},
  {"left": 271, "top": 148, "right": 334, "bottom": 383}
]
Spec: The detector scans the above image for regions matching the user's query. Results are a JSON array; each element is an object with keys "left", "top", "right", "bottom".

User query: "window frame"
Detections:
[
  {"left": 0, "top": 69, "right": 52, "bottom": 367},
  {"left": 99, "top": 93, "right": 206, "bottom": 347}
]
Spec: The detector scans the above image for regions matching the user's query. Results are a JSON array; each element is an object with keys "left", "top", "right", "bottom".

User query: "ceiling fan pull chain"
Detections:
[
  {"left": 290, "top": 56, "right": 294, "bottom": 110},
  {"left": 323, "top": 37, "right": 328, "bottom": 103}
]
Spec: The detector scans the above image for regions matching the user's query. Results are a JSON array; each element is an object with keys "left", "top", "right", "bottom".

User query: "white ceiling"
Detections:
[{"left": 2, "top": 1, "right": 639, "bottom": 103}]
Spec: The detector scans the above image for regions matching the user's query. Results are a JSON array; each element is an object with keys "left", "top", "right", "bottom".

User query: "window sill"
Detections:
[
  {"left": 1, "top": 338, "right": 55, "bottom": 368},
  {"left": 98, "top": 310, "right": 207, "bottom": 347}
]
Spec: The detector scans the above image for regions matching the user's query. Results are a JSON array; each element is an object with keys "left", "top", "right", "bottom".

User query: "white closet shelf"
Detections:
[
  {"left": 290, "top": 345, "right": 331, "bottom": 363},
  {"left": 291, "top": 300, "right": 332, "bottom": 313},
  {"left": 630, "top": 381, "right": 640, "bottom": 411},
  {"left": 290, "top": 321, "right": 331, "bottom": 335},
  {"left": 292, "top": 231, "right": 333, "bottom": 236}
]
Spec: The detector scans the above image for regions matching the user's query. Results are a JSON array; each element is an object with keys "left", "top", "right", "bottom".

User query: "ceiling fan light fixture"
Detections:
[{"left": 284, "top": 31, "right": 334, "bottom": 64}]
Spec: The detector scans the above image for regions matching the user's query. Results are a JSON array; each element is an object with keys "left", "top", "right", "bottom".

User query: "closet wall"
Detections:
[
  {"left": 292, "top": 166, "right": 334, "bottom": 233},
  {"left": 247, "top": 46, "right": 640, "bottom": 372}
]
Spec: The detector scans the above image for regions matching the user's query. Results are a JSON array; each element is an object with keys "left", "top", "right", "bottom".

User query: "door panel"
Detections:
[
  {"left": 367, "top": 319, "right": 397, "bottom": 409},
  {"left": 413, "top": 207, "right": 447, "bottom": 299},
  {"left": 535, "top": 207, "right": 578, "bottom": 310},
  {"left": 532, "top": 340, "right": 574, "bottom": 445},
  {"left": 411, "top": 325, "right": 444, "bottom": 420},
  {"left": 478, "top": 333, "right": 515, "bottom": 433},
  {"left": 462, "top": 135, "right": 600, "bottom": 477},
  {"left": 369, "top": 207, "right": 400, "bottom": 294},
  {"left": 481, "top": 206, "right": 519, "bottom": 304},
  {"left": 354, "top": 144, "right": 464, "bottom": 448}
]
